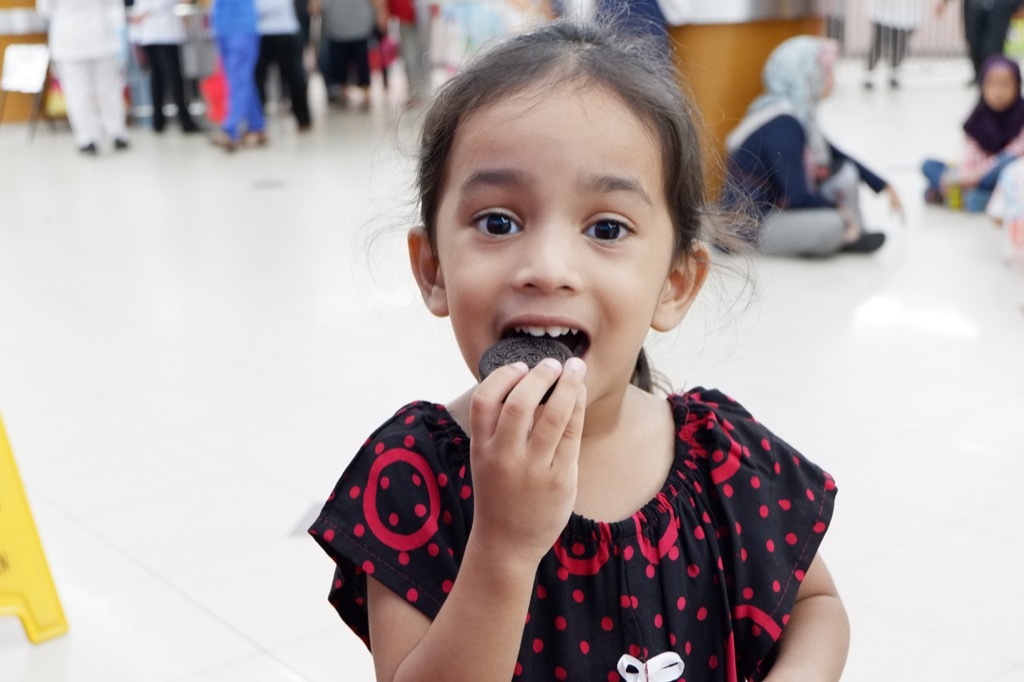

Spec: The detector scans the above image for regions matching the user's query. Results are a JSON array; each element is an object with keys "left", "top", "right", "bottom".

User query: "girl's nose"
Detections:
[{"left": 511, "top": 227, "right": 584, "bottom": 293}]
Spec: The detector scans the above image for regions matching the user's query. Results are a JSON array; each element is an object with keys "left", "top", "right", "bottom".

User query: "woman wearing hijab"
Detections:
[
  {"left": 922, "top": 55, "right": 1024, "bottom": 212},
  {"left": 723, "top": 36, "right": 903, "bottom": 257}
]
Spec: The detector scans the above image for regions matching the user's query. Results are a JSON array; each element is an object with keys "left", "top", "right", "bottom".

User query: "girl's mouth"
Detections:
[{"left": 502, "top": 326, "right": 590, "bottom": 358}]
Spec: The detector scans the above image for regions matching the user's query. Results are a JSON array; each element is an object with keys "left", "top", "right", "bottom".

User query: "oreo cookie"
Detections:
[{"left": 478, "top": 336, "right": 573, "bottom": 403}]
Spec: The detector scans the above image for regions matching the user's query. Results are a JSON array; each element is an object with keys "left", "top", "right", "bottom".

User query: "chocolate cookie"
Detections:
[{"left": 478, "top": 336, "right": 573, "bottom": 403}]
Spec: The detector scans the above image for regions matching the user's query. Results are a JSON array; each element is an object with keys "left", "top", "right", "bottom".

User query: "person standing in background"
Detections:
[
  {"left": 256, "top": 0, "right": 313, "bottom": 130},
  {"left": 36, "top": 0, "right": 131, "bottom": 154},
  {"left": 210, "top": 0, "right": 266, "bottom": 150},
  {"left": 864, "top": 0, "right": 924, "bottom": 88},
  {"left": 385, "top": 0, "right": 429, "bottom": 105},
  {"left": 939, "top": 0, "right": 1023, "bottom": 85},
  {"left": 131, "top": 0, "right": 202, "bottom": 133},
  {"left": 316, "top": 0, "right": 385, "bottom": 110}
]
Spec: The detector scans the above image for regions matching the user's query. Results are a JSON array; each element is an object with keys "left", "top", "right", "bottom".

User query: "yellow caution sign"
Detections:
[{"left": 0, "top": 411, "right": 68, "bottom": 643}]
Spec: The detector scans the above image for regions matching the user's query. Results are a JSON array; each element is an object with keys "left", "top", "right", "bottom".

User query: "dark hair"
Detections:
[{"left": 417, "top": 20, "right": 717, "bottom": 393}]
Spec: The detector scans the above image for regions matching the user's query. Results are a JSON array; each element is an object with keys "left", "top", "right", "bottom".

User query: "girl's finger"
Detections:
[
  {"left": 551, "top": 380, "right": 586, "bottom": 473},
  {"left": 470, "top": 362, "right": 529, "bottom": 442},
  {"left": 493, "top": 358, "right": 564, "bottom": 445},
  {"left": 528, "top": 357, "right": 586, "bottom": 463}
]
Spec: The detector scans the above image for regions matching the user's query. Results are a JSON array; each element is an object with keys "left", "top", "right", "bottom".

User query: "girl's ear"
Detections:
[
  {"left": 651, "top": 245, "right": 710, "bottom": 332},
  {"left": 408, "top": 227, "right": 450, "bottom": 317}
]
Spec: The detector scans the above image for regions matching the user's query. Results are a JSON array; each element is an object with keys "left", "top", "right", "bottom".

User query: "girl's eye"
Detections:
[
  {"left": 474, "top": 213, "right": 521, "bottom": 236},
  {"left": 585, "top": 220, "right": 629, "bottom": 241}
]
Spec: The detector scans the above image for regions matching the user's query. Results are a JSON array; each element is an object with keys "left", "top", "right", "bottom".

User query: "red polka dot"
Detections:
[
  {"left": 766, "top": 539, "right": 775, "bottom": 552},
  {"left": 442, "top": 580, "right": 453, "bottom": 593},
  {"left": 782, "top": 614, "right": 791, "bottom": 625},
  {"left": 697, "top": 606, "right": 708, "bottom": 621},
  {"left": 772, "top": 580, "right": 781, "bottom": 592},
  {"left": 623, "top": 546, "right": 634, "bottom": 560},
  {"left": 668, "top": 547, "right": 680, "bottom": 560},
  {"left": 323, "top": 529, "right": 335, "bottom": 542},
  {"left": 414, "top": 504, "right": 427, "bottom": 518},
  {"left": 629, "top": 644, "right": 641, "bottom": 657},
  {"left": 428, "top": 543, "right": 439, "bottom": 556},
  {"left": 362, "top": 560, "right": 375, "bottom": 574},
  {"left": 759, "top": 504, "right": 769, "bottom": 518},
  {"left": 334, "top": 578, "right": 342, "bottom": 589},
  {"left": 399, "top": 552, "right": 410, "bottom": 565},
  {"left": 694, "top": 527, "right": 706, "bottom": 540},
  {"left": 685, "top": 641, "right": 692, "bottom": 655},
  {"left": 443, "top": 511, "right": 452, "bottom": 524},
  {"left": 557, "top": 567, "right": 569, "bottom": 581},
  {"left": 825, "top": 478, "right": 836, "bottom": 491},
  {"left": 742, "top": 587, "right": 754, "bottom": 599},
  {"left": 676, "top": 596, "right": 687, "bottom": 610},
  {"left": 750, "top": 476, "right": 761, "bottom": 489},
  {"left": 407, "top": 588, "right": 418, "bottom": 602},
  {"left": 646, "top": 565, "right": 655, "bottom": 579},
  {"left": 735, "top": 521, "right": 742, "bottom": 534},
  {"left": 404, "top": 415, "right": 415, "bottom": 424},
  {"left": 620, "top": 595, "right": 631, "bottom": 608},
  {"left": 631, "top": 596, "right": 639, "bottom": 609},
  {"left": 669, "top": 633, "right": 677, "bottom": 646},
  {"left": 437, "top": 473, "right": 448, "bottom": 486},
  {"left": 573, "top": 542, "right": 585, "bottom": 555},
  {"left": 773, "top": 462, "right": 782, "bottom": 474},
  {"left": 602, "top": 617, "right": 614, "bottom": 631},
  {"left": 573, "top": 589, "right": 584, "bottom": 603},
  {"left": 580, "top": 640, "right": 590, "bottom": 654},
  {"left": 806, "top": 489, "right": 816, "bottom": 501},
  {"left": 404, "top": 435, "right": 415, "bottom": 448},
  {"left": 555, "top": 667, "right": 567, "bottom": 680},
  {"left": 375, "top": 442, "right": 385, "bottom": 454},
  {"left": 761, "top": 438, "right": 771, "bottom": 451},
  {"left": 813, "top": 521, "right": 827, "bottom": 533},
  {"left": 795, "top": 569, "right": 806, "bottom": 582},
  {"left": 460, "top": 485, "right": 472, "bottom": 500},
  {"left": 515, "top": 663, "right": 523, "bottom": 676},
  {"left": 654, "top": 614, "right": 663, "bottom": 628},
  {"left": 555, "top": 616, "right": 567, "bottom": 631},
  {"left": 786, "top": 532, "right": 798, "bottom": 545},
  {"left": 741, "top": 548, "right": 748, "bottom": 561},
  {"left": 712, "top": 450, "right": 724, "bottom": 462},
  {"left": 709, "top": 655, "right": 719, "bottom": 670},
  {"left": 537, "top": 585, "right": 548, "bottom": 599},
  {"left": 348, "top": 486, "right": 361, "bottom": 499},
  {"left": 533, "top": 639, "right": 543, "bottom": 653},
  {"left": 752, "top": 624, "right": 763, "bottom": 637},
  {"left": 607, "top": 674, "right": 618, "bottom": 682},
  {"left": 687, "top": 564, "right": 700, "bottom": 578},
  {"left": 353, "top": 524, "right": 365, "bottom": 537},
  {"left": 723, "top": 484, "right": 734, "bottom": 498},
  {"left": 778, "top": 499, "right": 792, "bottom": 510},
  {"left": 381, "top": 477, "right": 390, "bottom": 490},
  {"left": 389, "top": 513, "right": 399, "bottom": 526}
]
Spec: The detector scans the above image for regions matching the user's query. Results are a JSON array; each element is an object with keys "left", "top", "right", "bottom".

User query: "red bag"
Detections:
[{"left": 199, "top": 58, "right": 228, "bottom": 124}]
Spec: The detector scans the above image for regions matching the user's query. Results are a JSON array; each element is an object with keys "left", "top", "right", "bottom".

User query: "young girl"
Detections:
[
  {"left": 922, "top": 54, "right": 1024, "bottom": 212},
  {"left": 310, "top": 21, "right": 848, "bottom": 682}
]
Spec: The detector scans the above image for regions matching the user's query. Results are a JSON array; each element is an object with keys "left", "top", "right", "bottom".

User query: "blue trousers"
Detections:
[
  {"left": 217, "top": 32, "right": 264, "bottom": 141},
  {"left": 921, "top": 155, "right": 1015, "bottom": 212}
]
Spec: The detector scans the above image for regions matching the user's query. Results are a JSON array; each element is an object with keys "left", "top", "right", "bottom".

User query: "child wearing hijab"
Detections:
[
  {"left": 922, "top": 55, "right": 1024, "bottom": 213},
  {"left": 723, "top": 36, "right": 903, "bottom": 257}
]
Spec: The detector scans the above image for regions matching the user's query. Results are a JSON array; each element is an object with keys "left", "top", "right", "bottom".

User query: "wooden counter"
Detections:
[
  {"left": 0, "top": 0, "right": 47, "bottom": 124},
  {"left": 670, "top": 18, "right": 824, "bottom": 197}
]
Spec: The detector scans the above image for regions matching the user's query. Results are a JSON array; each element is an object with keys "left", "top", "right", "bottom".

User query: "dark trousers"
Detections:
[
  {"left": 327, "top": 38, "right": 370, "bottom": 87},
  {"left": 866, "top": 23, "right": 911, "bottom": 71},
  {"left": 256, "top": 32, "right": 311, "bottom": 127},
  {"left": 964, "top": 0, "right": 1020, "bottom": 83},
  {"left": 142, "top": 43, "right": 197, "bottom": 131}
]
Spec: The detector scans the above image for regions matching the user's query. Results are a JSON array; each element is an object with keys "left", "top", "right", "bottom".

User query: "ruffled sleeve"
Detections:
[
  {"left": 308, "top": 402, "right": 472, "bottom": 648},
  {"left": 675, "top": 389, "right": 837, "bottom": 681}
]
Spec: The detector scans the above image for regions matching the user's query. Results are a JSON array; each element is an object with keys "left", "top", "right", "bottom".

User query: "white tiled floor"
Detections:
[{"left": 1, "top": 54, "right": 1022, "bottom": 681}]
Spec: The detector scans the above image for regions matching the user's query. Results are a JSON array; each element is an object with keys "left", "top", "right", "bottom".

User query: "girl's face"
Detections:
[
  {"left": 983, "top": 66, "right": 1020, "bottom": 112},
  {"left": 412, "top": 82, "right": 706, "bottom": 409}
]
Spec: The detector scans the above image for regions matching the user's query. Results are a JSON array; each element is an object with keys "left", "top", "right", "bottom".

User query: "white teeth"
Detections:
[{"left": 513, "top": 326, "right": 579, "bottom": 338}]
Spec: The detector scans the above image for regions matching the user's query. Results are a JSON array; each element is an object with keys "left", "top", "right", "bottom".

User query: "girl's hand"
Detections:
[{"left": 468, "top": 357, "right": 587, "bottom": 568}]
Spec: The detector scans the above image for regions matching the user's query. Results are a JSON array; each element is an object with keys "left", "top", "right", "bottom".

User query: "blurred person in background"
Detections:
[
  {"left": 316, "top": 0, "right": 386, "bottom": 109},
  {"left": 256, "top": 0, "right": 313, "bottom": 130},
  {"left": 210, "top": 0, "right": 267, "bottom": 149},
  {"left": 723, "top": 36, "right": 903, "bottom": 257},
  {"left": 385, "top": 0, "right": 428, "bottom": 105},
  {"left": 131, "top": 0, "right": 202, "bottom": 133},
  {"left": 938, "top": 0, "right": 1023, "bottom": 85},
  {"left": 36, "top": 0, "right": 131, "bottom": 154},
  {"left": 864, "top": 0, "right": 924, "bottom": 89}
]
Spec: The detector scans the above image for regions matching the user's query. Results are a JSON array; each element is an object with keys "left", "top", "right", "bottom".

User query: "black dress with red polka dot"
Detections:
[{"left": 310, "top": 389, "right": 836, "bottom": 681}]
